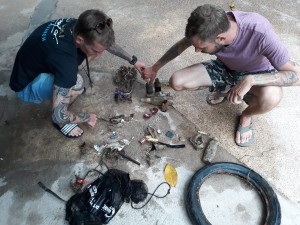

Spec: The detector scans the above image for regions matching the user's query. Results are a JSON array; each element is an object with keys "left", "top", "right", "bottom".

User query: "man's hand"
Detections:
[
  {"left": 87, "top": 113, "right": 97, "bottom": 127},
  {"left": 107, "top": 44, "right": 148, "bottom": 77},
  {"left": 141, "top": 38, "right": 191, "bottom": 83},
  {"left": 228, "top": 60, "right": 300, "bottom": 104},
  {"left": 134, "top": 60, "right": 146, "bottom": 75},
  {"left": 228, "top": 75, "right": 254, "bottom": 104},
  {"left": 142, "top": 66, "right": 158, "bottom": 82}
]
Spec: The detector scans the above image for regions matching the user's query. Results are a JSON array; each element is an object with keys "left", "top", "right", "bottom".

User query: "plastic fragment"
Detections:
[
  {"left": 164, "top": 164, "right": 178, "bottom": 187},
  {"left": 165, "top": 131, "right": 175, "bottom": 139},
  {"left": 143, "top": 113, "right": 152, "bottom": 119}
]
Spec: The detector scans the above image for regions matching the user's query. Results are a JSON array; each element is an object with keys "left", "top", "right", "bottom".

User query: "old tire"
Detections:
[{"left": 186, "top": 162, "right": 281, "bottom": 225}]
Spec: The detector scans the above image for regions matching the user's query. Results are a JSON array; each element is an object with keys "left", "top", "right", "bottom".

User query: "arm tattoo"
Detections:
[
  {"left": 77, "top": 113, "right": 91, "bottom": 121},
  {"left": 52, "top": 85, "right": 90, "bottom": 126},
  {"left": 253, "top": 71, "right": 298, "bottom": 86},
  {"left": 107, "top": 43, "right": 131, "bottom": 61},
  {"left": 57, "top": 86, "right": 70, "bottom": 98},
  {"left": 155, "top": 38, "right": 191, "bottom": 69}
]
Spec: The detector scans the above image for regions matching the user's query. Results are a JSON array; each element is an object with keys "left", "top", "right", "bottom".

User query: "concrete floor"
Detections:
[{"left": 1, "top": 0, "right": 300, "bottom": 224}]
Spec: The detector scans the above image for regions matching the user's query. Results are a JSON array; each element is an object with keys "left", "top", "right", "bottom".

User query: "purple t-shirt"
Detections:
[{"left": 215, "top": 11, "right": 290, "bottom": 72}]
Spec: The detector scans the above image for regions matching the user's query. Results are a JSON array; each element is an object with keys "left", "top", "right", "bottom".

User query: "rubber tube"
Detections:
[{"left": 186, "top": 162, "right": 281, "bottom": 225}]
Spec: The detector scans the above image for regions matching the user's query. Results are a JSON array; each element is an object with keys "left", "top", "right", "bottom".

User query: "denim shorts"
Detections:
[
  {"left": 16, "top": 73, "right": 54, "bottom": 104},
  {"left": 202, "top": 60, "right": 277, "bottom": 92}
]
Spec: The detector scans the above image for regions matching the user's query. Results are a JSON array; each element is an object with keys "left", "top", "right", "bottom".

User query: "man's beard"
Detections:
[{"left": 204, "top": 42, "right": 224, "bottom": 55}]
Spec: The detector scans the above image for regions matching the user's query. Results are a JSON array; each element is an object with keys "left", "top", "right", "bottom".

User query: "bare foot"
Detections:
[
  {"left": 206, "top": 88, "right": 230, "bottom": 105},
  {"left": 68, "top": 126, "right": 84, "bottom": 137},
  {"left": 206, "top": 92, "right": 226, "bottom": 105}
]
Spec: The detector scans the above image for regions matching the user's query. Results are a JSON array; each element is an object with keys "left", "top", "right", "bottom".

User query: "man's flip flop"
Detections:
[
  {"left": 53, "top": 123, "right": 84, "bottom": 138},
  {"left": 235, "top": 119, "right": 254, "bottom": 147},
  {"left": 206, "top": 92, "right": 227, "bottom": 105}
]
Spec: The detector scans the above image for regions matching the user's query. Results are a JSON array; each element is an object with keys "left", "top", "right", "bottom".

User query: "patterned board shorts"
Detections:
[{"left": 202, "top": 60, "right": 277, "bottom": 92}]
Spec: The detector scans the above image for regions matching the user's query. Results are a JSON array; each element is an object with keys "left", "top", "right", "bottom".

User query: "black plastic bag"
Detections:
[{"left": 65, "top": 169, "right": 133, "bottom": 225}]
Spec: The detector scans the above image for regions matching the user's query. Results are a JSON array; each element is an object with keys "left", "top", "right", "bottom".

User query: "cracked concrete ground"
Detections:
[{"left": 1, "top": 0, "right": 300, "bottom": 224}]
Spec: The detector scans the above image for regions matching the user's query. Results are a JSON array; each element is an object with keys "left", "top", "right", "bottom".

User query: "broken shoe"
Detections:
[{"left": 53, "top": 123, "right": 84, "bottom": 138}]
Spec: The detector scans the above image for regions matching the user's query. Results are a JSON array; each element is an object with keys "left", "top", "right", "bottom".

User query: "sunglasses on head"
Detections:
[{"left": 84, "top": 18, "right": 112, "bottom": 34}]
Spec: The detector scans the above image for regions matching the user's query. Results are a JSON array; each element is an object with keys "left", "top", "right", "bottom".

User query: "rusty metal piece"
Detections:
[
  {"left": 161, "top": 100, "right": 172, "bottom": 112},
  {"left": 190, "top": 133, "right": 204, "bottom": 150}
]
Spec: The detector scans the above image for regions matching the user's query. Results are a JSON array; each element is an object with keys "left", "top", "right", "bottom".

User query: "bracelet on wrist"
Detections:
[{"left": 129, "top": 55, "right": 137, "bottom": 65}]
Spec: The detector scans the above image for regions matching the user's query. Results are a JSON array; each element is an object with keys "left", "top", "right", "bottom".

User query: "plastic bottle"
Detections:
[{"left": 141, "top": 96, "right": 172, "bottom": 106}]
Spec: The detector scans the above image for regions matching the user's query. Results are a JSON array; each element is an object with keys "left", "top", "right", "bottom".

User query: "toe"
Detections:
[
  {"left": 69, "top": 126, "right": 83, "bottom": 137},
  {"left": 211, "top": 97, "right": 224, "bottom": 104},
  {"left": 235, "top": 131, "right": 241, "bottom": 144},
  {"left": 240, "top": 130, "right": 252, "bottom": 144},
  {"left": 207, "top": 93, "right": 225, "bottom": 105}
]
